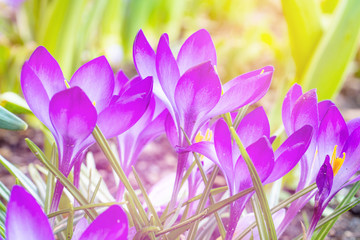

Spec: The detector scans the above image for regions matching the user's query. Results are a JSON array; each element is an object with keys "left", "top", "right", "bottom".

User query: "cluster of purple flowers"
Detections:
[{"left": 4, "top": 29, "right": 360, "bottom": 239}]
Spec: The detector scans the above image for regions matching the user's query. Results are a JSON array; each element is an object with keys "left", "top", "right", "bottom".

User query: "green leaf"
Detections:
[
  {"left": 156, "top": 187, "right": 254, "bottom": 238},
  {"left": 0, "top": 155, "right": 42, "bottom": 204},
  {"left": 25, "top": 138, "right": 97, "bottom": 220},
  {"left": 281, "top": 0, "right": 323, "bottom": 79},
  {"left": 229, "top": 126, "right": 277, "bottom": 240},
  {"left": 0, "top": 92, "right": 32, "bottom": 114},
  {"left": 0, "top": 201, "right": 6, "bottom": 224},
  {"left": 121, "top": 0, "right": 154, "bottom": 57},
  {"left": 44, "top": 144, "right": 56, "bottom": 214},
  {"left": 132, "top": 167, "right": 166, "bottom": 238},
  {"left": 0, "top": 106, "right": 27, "bottom": 130},
  {"left": 187, "top": 166, "right": 220, "bottom": 240},
  {"left": 92, "top": 126, "right": 149, "bottom": 225},
  {"left": 251, "top": 195, "right": 269, "bottom": 240},
  {"left": 314, "top": 181, "right": 360, "bottom": 239},
  {"left": 0, "top": 223, "right": 5, "bottom": 240},
  {"left": 294, "top": 198, "right": 360, "bottom": 240},
  {"left": 0, "top": 181, "right": 10, "bottom": 202},
  {"left": 235, "top": 183, "right": 317, "bottom": 239},
  {"left": 321, "top": 0, "right": 339, "bottom": 13},
  {"left": 301, "top": 0, "right": 360, "bottom": 100}
]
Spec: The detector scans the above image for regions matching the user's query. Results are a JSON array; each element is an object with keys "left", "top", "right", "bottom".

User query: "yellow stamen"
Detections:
[
  {"left": 260, "top": 69, "right": 265, "bottom": 75},
  {"left": 195, "top": 129, "right": 213, "bottom": 143},
  {"left": 64, "top": 80, "right": 71, "bottom": 89},
  {"left": 330, "top": 145, "right": 345, "bottom": 176},
  {"left": 92, "top": 101, "right": 96, "bottom": 106}
]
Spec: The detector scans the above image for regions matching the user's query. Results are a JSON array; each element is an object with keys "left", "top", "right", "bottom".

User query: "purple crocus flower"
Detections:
[
  {"left": 133, "top": 29, "right": 273, "bottom": 206},
  {"left": 115, "top": 71, "right": 169, "bottom": 200},
  {"left": 278, "top": 83, "right": 360, "bottom": 237},
  {"left": 21, "top": 46, "right": 152, "bottom": 213},
  {"left": 306, "top": 110, "right": 360, "bottom": 237},
  {"left": 186, "top": 107, "right": 312, "bottom": 239},
  {"left": 4, "top": 185, "right": 128, "bottom": 240}
]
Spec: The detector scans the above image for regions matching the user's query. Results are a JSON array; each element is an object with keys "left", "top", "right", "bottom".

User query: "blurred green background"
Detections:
[{"left": 1, "top": 0, "right": 360, "bottom": 127}]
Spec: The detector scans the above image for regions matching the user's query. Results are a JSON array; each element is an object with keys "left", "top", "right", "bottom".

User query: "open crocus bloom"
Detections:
[
  {"left": 186, "top": 107, "right": 312, "bottom": 239},
  {"left": 279, "top": 83, "right": 360, "bottom": 237},
  {"left": 306, "top": 107, "right": 360, "bottom": 238},
  {"left": 4, "top": 185, "right": 128, "bottom": 240},
  {"left": 21, "top": 46, "right": 152, "bottom": 213},
  {"left": 133, "top": 29, "right": 273, "bottom": 206}
]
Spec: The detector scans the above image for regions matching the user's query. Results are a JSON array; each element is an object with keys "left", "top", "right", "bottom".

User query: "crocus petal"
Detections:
[
  {"left": 6, "top": 186, "right": 54, "bottom": 240},
  {"left": 318, "top": 100, "right": 335, "bottom": 122},
  {"left": 291, "top": 89, "right": 319, "bottom": 133},
  {"left": 98, "top": 77, "right": 152, "bottom": 138},
  {"left": 214, "top": 120, "right": 234, "bottom": 178},
  {"left": 209, "top": 66, "right": 273, "bottom": 117},
  {"left": 49, "top": 87, "right": 97, "bottom": 150},
  {"left": 317, "top": 106, "right": 348, "bottom": 166},
  {"left": 27, "top": 46, "right": 66, "bottom": 97},
  {"left": 165, "top": 112, "right": 179, "bottom": 148},
  {"left": 333, "top": 127, "right": 360, "bottom": 192},
  {"left": 265, "top": 125, "right": 313, "bottom": 184},
  {"left": 72, "top": 218, "right": 89, "bottom": 240},
  {"left": 21, "top": 62, "right": 53, "bottom": 131},
  {"left": 174, "top": 61, "right": 221, "bottom": 138},
  {"left": 315, "top": 156, "right": 333, "bottom": 207},
  {"left": 236, "top": 107, "right": 270, "bottom": 147},
  {"left": 307, "top": 156, "right": 333, "bottom": 239},
  {"left": 114, "top": 71, "right": 129, "bottom": 96},
  {"left": 290, "top": 89, "right": 319, "bottom": 171},
  {"left": 156, "top": 34, "right": 180, "bottom": 106},
  {"left": 176, "top": 29, "right": 217, "bottom": 75},
  {"left": 347, "top": 117, "right": 360, "bottom": 135},
  {"left": 70, "top": 56, "right": 114, "bottom": 113},
  {"left": 133, "top": 30, "right": 157, "bottom": 79},
  {"left": 79, "top": 205, "right": 128, "bottom": 240},
  {"left": 282, "top": 83, "right": 303, "bottom": 135},
  {"left": 186, "top": 141, "right": 219, "bottom": 166},
  {"left": 233, "top": 137, "right": 274, "bottom": 192},
  {"left": 133, "top": 30, "right": 170, "bottom": 110}
]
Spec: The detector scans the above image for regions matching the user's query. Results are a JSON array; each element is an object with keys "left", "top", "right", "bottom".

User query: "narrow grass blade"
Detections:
[
  {"left": 251, "top": 195, "right": 269, "bottom": 240},
  {"left": 314, "top": 181, "right": 360, "bottom": 239},
  {"left": 0, "top": 154, "right": 42, "bottom": 204},
  {"left": 132, "top": 167, "right": 166, "bottom": 238},
  {"left": 294, "top": 198, "right": 360, "bottom": 240},
  {"left": 44, "top": 144, "right": 56, "bottom": 214},
  {"left": 25, "top": 138, "right": 97, "bottom": 220},
  {"left": 156, "top": 187, "right": 254, "bottom": 237},
  {"left": 188, "top": 166, "right": 220, "bottom": 240},
  {"left": 0, "top": 181, "right": 10, "bottom": 202},
  {"left": 92, "top": 125, "right": 149, "bottom": 225},
  {"left": 229, "top": 126, "right": 277, "bottom": 239},
  {"left": 235, "top": 183, "right": 317, "bottom": 240}
]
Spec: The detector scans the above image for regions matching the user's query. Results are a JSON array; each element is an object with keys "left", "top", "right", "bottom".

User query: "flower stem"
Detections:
[{"left": 229, "top": 126, "right": 277, "bottom": 240}]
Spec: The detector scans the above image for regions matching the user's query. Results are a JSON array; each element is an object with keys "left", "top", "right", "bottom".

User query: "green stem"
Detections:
[
  {"left": 132, "top": 167, "right": 166, "bottom": 240},
  {"left": 181, "top": 128, "right": 227, "bottom": 239},
  {"left": 48, "top": 202, "right": 125, "bottom": 218},
  {"left": 156, "top": 187, "right": 254, "bottom": 237},
  {"left": 25, "top": 138, "right": 97, "bottom": 220},
  {"left": 229, "top": 126, "right": 277, "bottom": 239},
  {"left": 92, "top": 125, "right": 149, "bottom": 225},
  {"left": 235, "top": 183, "right": 317, "bottom": 240},
  {"left": 187, "top": 166, "right": 220, "bottom": 239}
]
